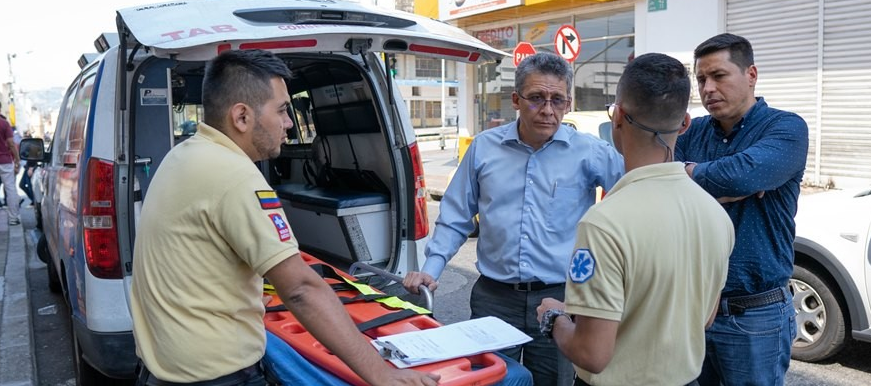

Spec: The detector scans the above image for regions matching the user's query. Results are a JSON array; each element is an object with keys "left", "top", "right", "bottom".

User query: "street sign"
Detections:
[
  {"left": 513, "top": 42, "right": 537, "bottom": 67},
  {"left": 554, "top": 25, "right": 581, "bottom": 62}
]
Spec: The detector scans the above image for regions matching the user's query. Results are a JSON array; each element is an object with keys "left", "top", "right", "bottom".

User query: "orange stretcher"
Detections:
[{"left": 263, "top": 252, "right": 507, "bottom": 386}]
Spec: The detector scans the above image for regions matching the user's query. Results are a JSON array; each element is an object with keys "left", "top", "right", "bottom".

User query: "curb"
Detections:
[{"left": 0, "top": 215, "right": 36, "bottom": 386}]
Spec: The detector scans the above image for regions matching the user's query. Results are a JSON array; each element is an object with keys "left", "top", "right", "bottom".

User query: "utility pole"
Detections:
[{"left": 6, "top": 53, "right": 17, "bottom": 126}]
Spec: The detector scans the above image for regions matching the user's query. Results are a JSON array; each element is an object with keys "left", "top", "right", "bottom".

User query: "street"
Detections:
[{"left": 15, "top": 143, "right": 871, "bottom": 385}]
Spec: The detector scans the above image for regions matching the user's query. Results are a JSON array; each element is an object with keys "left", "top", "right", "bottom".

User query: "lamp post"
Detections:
[
  {"left": 5, "top": 51, "right": 33, "bottom": 128},
  {"left": 6, "top": 53, "right": 17, "bottom": 126}
]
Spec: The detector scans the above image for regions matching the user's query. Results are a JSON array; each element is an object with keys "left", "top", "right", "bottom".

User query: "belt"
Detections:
[
  {"left": 137, "top": 361, "right": 264, "bottom": 386},
  {"left": 718, "top": 287, "right": 787, "bottom": 316},
  {"left": 481, "top": 275, "right": 564, "bottom": 292}
]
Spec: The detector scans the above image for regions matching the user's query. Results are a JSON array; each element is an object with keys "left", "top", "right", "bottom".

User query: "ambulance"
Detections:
[{"left": 21, "top": 0, "right": 506, "bottom": 382}]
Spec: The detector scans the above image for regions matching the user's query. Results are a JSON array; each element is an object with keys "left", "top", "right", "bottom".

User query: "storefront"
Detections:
[
  {"left": 419, "top": 0, "right": 871, "bottom": 188},
  {"left": 418, "top": 0, "right": 635, "bottom": 135}
]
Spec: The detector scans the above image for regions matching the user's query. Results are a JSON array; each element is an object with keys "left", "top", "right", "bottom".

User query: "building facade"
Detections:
[{"left": 414, "top": 0, "right": 871, "bottom": 188}]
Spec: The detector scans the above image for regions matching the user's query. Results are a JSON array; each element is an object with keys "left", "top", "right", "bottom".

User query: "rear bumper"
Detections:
[{"left": 73, "top": 318, "right": 138, "bottom": 379}]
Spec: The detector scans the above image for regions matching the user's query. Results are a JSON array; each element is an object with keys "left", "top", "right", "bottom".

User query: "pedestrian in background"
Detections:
[
  {"left": 536, "top": 52, "right": 734, "bottom": 386},
  {"left": 676, "top": 33, "right": 808, "bottom": 386},
  {"left": 404, "top": 51, "right": 624, "bottom": 386},
  {"left": 0, "top": 101, "right": 22, "bottom": 225},
  {"left": 130, "top": 49, "right": 439, "bottom": 386}
]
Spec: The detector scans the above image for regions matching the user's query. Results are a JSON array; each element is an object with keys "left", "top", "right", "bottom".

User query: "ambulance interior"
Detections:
[{"left": 133, "top": 54, "right": 401, "bottom": 273}]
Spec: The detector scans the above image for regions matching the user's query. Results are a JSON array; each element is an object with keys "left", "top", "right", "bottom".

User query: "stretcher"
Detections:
[{"left": 263, "top": 252, "right": 512, "bottom": 386}]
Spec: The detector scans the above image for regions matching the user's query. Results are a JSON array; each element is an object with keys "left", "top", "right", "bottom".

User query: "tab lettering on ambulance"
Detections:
[
  {"left": 256, "top": 190, "right": 282, "bottom": 210},
  {"left": 269, "top": 213, "right": 292, "bottom": 242}
]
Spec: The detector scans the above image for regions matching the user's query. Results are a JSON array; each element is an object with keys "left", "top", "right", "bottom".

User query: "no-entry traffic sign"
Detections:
[
  {"left": 554, "top": 25, "right": 581, "bottom": 62},
  {"left": 513, "top": 42, "right": 537, "bottom": 67}
]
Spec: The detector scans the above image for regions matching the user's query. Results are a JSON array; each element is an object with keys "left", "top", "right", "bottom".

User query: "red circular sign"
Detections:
[
  {"left": 553, "top": 25, "right": 581, "bottom": 62},
  {"left": 513, "top": 42, "right": 537, "bottom": 67}
]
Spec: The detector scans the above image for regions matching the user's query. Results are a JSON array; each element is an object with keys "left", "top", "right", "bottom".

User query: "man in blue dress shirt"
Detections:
[
  {"left": 676, "top": 33, "right": 809, "bottom": 386},
  {"left": 404, "top": 52, "right": 624, "bottom": 386}
]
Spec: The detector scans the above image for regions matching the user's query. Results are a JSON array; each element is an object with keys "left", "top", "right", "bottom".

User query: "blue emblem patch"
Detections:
[{"left": 569, "top": 249, "right": 595, "bottom": 283}]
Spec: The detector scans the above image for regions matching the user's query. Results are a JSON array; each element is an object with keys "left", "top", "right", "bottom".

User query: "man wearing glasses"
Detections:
[{"left": 404, "top": 51, "right": 623, "bottom": 386}]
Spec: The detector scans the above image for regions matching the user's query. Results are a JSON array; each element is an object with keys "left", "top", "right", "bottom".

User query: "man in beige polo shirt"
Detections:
[
  {"left": 536, "top": 53, "right": 734, "bottom": 386},
  {"left": 131, "top": 49, "right": 439, "bottom": 386}
]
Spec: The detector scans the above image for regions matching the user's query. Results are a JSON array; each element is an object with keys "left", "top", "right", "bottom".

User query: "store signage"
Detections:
[
  {"left": 513, "top": 42, "right": 537, "bottom": 67},
  {"left": 440, "top": 0, "right": 523, "bottom": 21},
  {"left": 553, "top": 25, "right": 581, "bottom": 62}
]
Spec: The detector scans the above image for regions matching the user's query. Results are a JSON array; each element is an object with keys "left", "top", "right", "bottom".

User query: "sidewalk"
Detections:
[{"left": 0, "top": 209, "right": 35, "bottom": 386}]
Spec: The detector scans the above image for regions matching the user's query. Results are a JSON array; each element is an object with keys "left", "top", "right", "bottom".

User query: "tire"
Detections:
[
  {"left": 47, "top": 258, "right": 61, "bottom": 294},
  {"left": 72, "top": 315, "right": 112, "bottom": 386},
  {"left": 36, "top": 234, "right": 50, "bottom": 264},
  {"left": 789, "top": 264, "right": 847, "bottom": 362}
]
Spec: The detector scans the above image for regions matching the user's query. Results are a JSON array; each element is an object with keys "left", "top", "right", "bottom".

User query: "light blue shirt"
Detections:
[{"left": 423, "top": 121, "right": 624, "bottom": 284}]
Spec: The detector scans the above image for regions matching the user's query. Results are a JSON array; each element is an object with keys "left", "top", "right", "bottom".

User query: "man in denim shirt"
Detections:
[
  {"left": 676, "top": 33, "right": 808, "bottom": 385},
  {"left": 403, "top": 52, "right": 624, "bottom": 386}
]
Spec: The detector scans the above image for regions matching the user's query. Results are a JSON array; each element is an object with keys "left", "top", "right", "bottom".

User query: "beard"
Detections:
[{"left": 252, "top": 121, "right": 282, "bottom": 160}]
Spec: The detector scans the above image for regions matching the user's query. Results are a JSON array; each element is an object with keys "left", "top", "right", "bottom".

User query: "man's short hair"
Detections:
[
  {"left": 202, "top": 49, "right": 292, "bottom": 125},
  {"left": 515, "top": 52, "right": 573, "bottom": 95},
  {"left": 616, "top": 53, "right": 690, "bottom": 126},
  {"left": 694, "top": 33, "right": 755, "bottom": 70}
]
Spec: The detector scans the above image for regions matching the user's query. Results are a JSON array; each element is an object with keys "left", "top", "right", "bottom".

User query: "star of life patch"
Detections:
[
  {"left": 256, "top": 190, "right": 281, "bottom": 209},
  {"left": 569, "top": 249, "right": 596, "bottom": 283},
  {"left": 269, "top": 213, "right": 292, "bottom": 242}
]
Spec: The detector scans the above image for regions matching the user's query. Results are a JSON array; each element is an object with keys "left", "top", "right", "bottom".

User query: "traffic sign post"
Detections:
[
  {"left": 554, "top": 25, "right": 581, "bottom": 62},
  {"left": 513, "top": 42, "right": 537, "bottom": 67}
]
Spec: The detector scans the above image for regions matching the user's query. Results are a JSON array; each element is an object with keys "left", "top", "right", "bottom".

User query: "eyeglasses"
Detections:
[{"left": 519, "top": 94, "right": 571, "bottom": 111}]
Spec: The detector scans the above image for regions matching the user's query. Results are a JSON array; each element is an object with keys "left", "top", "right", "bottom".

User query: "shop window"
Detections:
[
  {"left": 415, "top": 57, "right": 441, "bottom": 78},
  {"left": 449, "top": 87, "right": 457, "bottom": 97}
]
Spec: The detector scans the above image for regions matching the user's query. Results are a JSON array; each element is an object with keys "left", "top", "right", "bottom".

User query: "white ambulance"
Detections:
[{"left": 22, "top": 0, "right": 506, "bottom": 382}]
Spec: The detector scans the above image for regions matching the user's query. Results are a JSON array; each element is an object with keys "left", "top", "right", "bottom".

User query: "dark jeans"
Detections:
[
  {"left": 698, "top": 288, "right": 796, "bottom": 386},
  {"left": 136, "top": 360, "right": 277, "bottom": 386},
  {"left": 575, "top": 376, "right": 701, "bottom": 386},
  {"left": 470, "top": 276, "right": 574, "bottom": 386}
]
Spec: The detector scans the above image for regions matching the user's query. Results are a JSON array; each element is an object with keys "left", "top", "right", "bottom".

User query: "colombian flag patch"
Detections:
[{"left": 256, "top": 190, "right": 281, "bottom": 210}]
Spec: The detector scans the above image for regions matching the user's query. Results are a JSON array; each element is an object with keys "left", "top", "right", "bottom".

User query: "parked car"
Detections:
[
  {"left": 790, "top": 186, "right": 871, "bottom": 362},
  {"left": 561, "top": 110, "right": 613, "bottom": 146},
  {"left": 19, "top": 0, "right": 505, "bottom": 383}
]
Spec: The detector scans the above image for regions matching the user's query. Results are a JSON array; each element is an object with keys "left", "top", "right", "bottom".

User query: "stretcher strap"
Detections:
[
  {"left": 310, "top": 264, "right": 431, "bottom": 315},
  {"left": 356, "top": 309, "right": 420, "bottom": 338},
  {"left": 263, "top": 264, "right": 430, "bottom": 315}
]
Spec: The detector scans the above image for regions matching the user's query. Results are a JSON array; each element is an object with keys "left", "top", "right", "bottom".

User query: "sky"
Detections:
[{"left": 1, "top": 0, "right": 149, "bottom": 92}]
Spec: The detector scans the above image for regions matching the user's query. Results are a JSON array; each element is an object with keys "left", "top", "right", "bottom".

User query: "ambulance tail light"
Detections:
[
  {"left": 409, "top": 142, "right": 429, "bottom": 240},
  {"left": 82, "top": 158, "right": 122, "bottom": 279}
]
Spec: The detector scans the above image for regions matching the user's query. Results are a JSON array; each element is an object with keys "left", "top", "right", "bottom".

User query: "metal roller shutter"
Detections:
[
  {"left": 818, "top": 0, "right": 871, "bottom": 182},
  {"left": 727, "top": 0, "right": 822, "bottom": 183},
  {"left": 727, "top": 0, "right": 871, "bottom": 185}
]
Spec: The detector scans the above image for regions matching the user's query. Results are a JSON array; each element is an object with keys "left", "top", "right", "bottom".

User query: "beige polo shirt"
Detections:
[
  {"left": 565, "top": 162, "right": 733, "bottom": 385},
  {"left": 131, "top": 123, "right": 298, "bottom": 382}
]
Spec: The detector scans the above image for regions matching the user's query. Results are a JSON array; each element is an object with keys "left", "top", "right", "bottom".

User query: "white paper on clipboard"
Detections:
[{"left": 372, "top": 316, "right": 532, "bottom": 368}]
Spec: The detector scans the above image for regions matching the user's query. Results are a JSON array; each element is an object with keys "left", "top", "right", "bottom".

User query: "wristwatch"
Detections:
[{"left": 539, "top": 308, "right": 570, "bottom": 339}]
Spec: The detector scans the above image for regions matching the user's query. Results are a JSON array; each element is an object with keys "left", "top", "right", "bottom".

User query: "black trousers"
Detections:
[{"left": 135, "top": 360, "right": 277, "bottom": 386}]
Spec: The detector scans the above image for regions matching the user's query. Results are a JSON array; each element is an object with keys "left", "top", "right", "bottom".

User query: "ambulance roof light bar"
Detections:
[
  {"left": 95, "top": 33, "right": 120, "bottom": 53},
  {"left": 78, "top": 53, "right": 99, "bottom": 69}
]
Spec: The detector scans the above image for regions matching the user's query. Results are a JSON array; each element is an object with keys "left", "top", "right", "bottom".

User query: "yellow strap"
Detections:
[
  {"left": 263, "top": 277, "right": 430, "bottom": 314},
  {"left": 339, "top": 276, "right": 431, "bottom": 315},
  {"left": 263, "top": 283, "right": 277, "bottom": 295}
]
